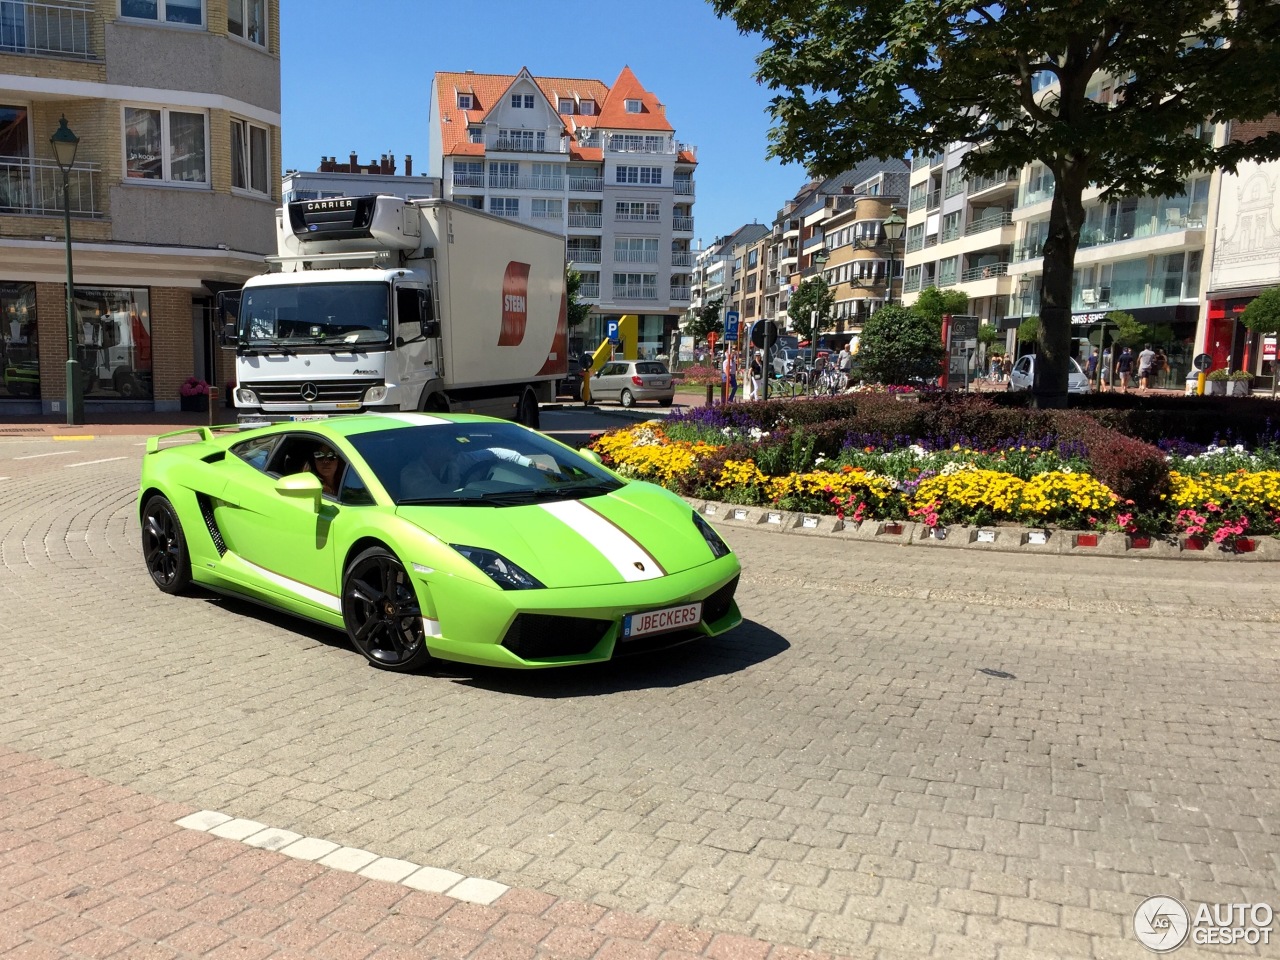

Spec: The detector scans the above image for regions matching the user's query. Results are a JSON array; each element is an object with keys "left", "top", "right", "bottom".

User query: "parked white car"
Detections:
[{"left": 1008, "top": 355, "right": 1092, "bottom": 394}]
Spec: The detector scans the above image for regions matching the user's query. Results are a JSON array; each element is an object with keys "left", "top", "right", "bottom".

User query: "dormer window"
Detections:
[
  {"left": 579, "top": 101, "right": 596, "bottom": 116},
  {"left": 468, "top": 126, "right": 483, "bottom": 144},
  {"left": 511, "top": 94, "right": 535, "bottom": 109},
  {"left": 624, "top": 99, "right": 642, "bottom": 113},
  {"left": 457, "top": 93, "right": 473, "bottom": 110},
  {"left": 558, "top": 99, "right": 575, "bottom": 114}
]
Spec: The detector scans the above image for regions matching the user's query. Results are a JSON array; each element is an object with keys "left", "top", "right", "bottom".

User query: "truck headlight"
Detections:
[
  {"left": 363, "top": 384, "right": 388, "bottom": 404},
  {"left": 235, "top": 388, "right": 258, "bottom": 405}
]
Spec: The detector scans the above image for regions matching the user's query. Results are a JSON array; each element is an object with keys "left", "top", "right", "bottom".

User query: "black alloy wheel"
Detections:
[
  {"left": 141, "top": 494, "right": 192, "bottom": 594},
  {"left": 342, "top": 547, "right": 433, "bottom": 671}
]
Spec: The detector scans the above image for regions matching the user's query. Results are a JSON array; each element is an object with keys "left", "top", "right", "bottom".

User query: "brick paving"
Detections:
[{"left": 2, "top": 431, "right": 1279, "bottom": 958}]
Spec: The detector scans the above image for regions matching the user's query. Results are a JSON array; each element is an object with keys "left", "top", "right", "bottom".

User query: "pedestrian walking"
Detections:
[
  {"left": 1001, "top": 355, "right": 1013, "bottom": 382},
  {"left": 1153, "top": 347, "right": 1168, "bottom": 388},
  {"left": 1086, "top": 348, "right": 1100, "bottom": 381},
  {"left": 1137, "top": 342, "right": 1156, "bottom": 393},
  {"left": 1115, "top": 347, "right": 1135, "bottom": 393},
  {"left": 749, "top": 350, "right": 764, "bottom": 401},
  {"left": 722, "top": 351, "right": 738, "bottom": 402}
]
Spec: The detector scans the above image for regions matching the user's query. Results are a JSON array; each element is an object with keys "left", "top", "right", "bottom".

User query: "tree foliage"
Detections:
[
  {"left": 912, "top": 287, "right": 970, "bottom": 328},
  {"left": 1017, "top": 316, "right": 1043, "bottom": 345},
  {"left": 976, "top": 323, "right": 1001, "bottom": 347},
  {"left": 686, "top": 297, "right": 724, "bottom": 342},
  {"left": 1241, "top": 287, "right": 1280, "bottom": 335},
  {"left": 857, "top": 305, "right": 946, "bottom": 385},
  {"left": 1108, "top": 310, "right": 1147, "bottom": 346},
  {"left": 787, "top": 277, "right": 835, "bottom": 341},
  {"left": 565, "top": 269, "right": 593, "bottom": 330},
  {"left": 711, "top": 0, "right": 1280, "bottom": 404}
]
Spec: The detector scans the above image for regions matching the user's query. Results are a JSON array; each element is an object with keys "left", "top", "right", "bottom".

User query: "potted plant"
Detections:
[
  {"left": 1227, "top": 370, "right": 1253, "bottom": 397},
  {"left": 1205, "top": 368, "right": 1228, "bottom": 395},
  {"left": 179, "top": 376, "right": 210, "bottom": 412}
]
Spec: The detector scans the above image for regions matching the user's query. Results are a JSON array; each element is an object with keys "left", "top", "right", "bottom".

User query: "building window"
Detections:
[
  {"left": 498, "top": 129, "right": 545, "bottom": 151},
  {"left": 227, "top": 0, "right": 264, "bottom": 44},
  {"left": 579, "top": 101, "right": 595, "bottom": 115},
  {"left": 614, "top": 237, "right": 659, "bottom": 263},
  {"left": 467, "top": 126, "right": 483, "bottom": 144},
  {"left": 489, "top": 197, "right": 518, "bottom": 217},
  {"left": 452, "top": 160, "right": 483, "bottom": 188},
  {"left": 531, "top": 198, "right": 562, "bottom": 219},
  {"left": 615, "top": 165, "right": 662, "bottom": 185},
  {"left": 121, "top": 0, "right": 202, "bottom": 25},
  {"left": 558, "top": 99, "right": 574, "bottom": 114},
  {"left": 488, "top": 161, "right": 518, "bottom": 189},
  {"left": 510, "top": 93, "right": 535, "bottom": 109},
  {"left": 77, "top": 286, "right": 153, "bottom": 400},
  {"left": 615, "top": 201, "right": 660, "bottom": 221},
  {"left": 624, "top": 99, "right": 642, "bottom": 113},
  {"left": 124, "top": 106, "right": 207, "bottom": 184},
  {"left": 455, "top": 196, "right": 483, "bottom": 210},
  {"left": 0, "top": 281, "right": 38, "bottom": 398},
  {"left": 457, "top": 93, "right": 473, "bottom": 110},
  {"left": 230, "top": 118, "right": 269, "bottom": 194}
]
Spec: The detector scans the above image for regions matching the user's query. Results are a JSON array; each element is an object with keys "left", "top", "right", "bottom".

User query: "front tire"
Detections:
[
  {"left": 342, "top": 547, "right": 433, "bottom": 672},
  {"left": 620, "top": 388, "right": 635, "bottom": 408},
  {"left": 141, "top": 495, "right": 191, "bottom": 594}
]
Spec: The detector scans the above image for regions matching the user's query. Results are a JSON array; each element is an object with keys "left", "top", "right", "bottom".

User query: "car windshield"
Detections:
[
  {"left": 348, "top": 422, "right": 626, "bottom": 506},
  {"left": 239, "top": 282, "right": 390, "bottom": 348}
]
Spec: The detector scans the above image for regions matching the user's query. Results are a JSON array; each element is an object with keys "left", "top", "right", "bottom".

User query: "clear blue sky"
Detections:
[{"left": 279, "top": 0, "right": 806, "bottom": 246}]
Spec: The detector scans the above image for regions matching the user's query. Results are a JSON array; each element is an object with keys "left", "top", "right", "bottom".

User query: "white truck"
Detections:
[{"left": 222, "top": 195, "right": 568, "bottom": 427}]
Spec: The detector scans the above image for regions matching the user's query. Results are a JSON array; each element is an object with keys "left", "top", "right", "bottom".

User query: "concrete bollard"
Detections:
[
  {"left": 207, "top": 388, "right": 218, "bottom": 426},
  {"left": 706, "top": 384, "right": 715, "bottom": 407}
]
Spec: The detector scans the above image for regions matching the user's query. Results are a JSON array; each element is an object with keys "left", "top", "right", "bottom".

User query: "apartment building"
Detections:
[
  {"left": 0, "top": 0, "right": 281, "bottom": 414},
  {"left": 816, "top": 192, "right": 905, "bottom": 342},
  {"left": 283, "top": 152, "right": 441, "bottom": 205},
  {"left": 429, "top": 66, "right": 696, "bottom": 359},
  {"left": 731, "top": 226, "right": 770, "bottom": 331}
]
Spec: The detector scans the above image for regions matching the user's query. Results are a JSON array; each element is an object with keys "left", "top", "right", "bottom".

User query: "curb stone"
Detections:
[{"left": 693, "top": 499, "right": 1280, "bottom": 561}]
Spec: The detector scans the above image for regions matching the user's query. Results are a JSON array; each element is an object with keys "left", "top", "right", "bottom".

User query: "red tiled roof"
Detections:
[{"left": 434, "top": 67, "right": 676, "bottom": 158}]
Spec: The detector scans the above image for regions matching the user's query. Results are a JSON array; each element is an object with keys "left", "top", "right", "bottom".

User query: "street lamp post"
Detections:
[
  {"left": 810, "top": 248, "right": 830, "bottom": 394},
  {"left": 50, "top": 116, "right": 82, "bottom": 426},
  {"left": 881, "top": 209, "right": 906, "bottom": 307}
]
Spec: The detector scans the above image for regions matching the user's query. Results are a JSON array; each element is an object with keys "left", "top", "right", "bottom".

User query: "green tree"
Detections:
[
  {"left": 1017, "top": 316, "right": 1043, "bottom": 345},
  {"left": 1108, "top": 310, "right": 1147, "bottom": 346},
  {"left": 857, "top": 305, "right": 946, "bottom": 385},
  {"left": 976, "top": 323, "right": 1001, "bottom": 350},
  {"left": 710, "top": 0, "right": 1280, "bottom": 405},
  {"left": 565, "top": 269, "right": 592, "bottom": 330},
  {"left": 686, "top": 296, "right": 724, "bottom": 343},
  {"left": 1241, "top": 287, "right": 1280, "bottom": 335},
  {"left": 788, "top": 276, "right": 835, "bottom": 342},
  {"left": 912, "top": 287, "right": 970, "bottom": 328}
]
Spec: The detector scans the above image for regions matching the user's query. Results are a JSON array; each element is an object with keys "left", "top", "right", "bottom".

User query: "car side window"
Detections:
[
  {"left": 230, "top": 435, "right": 279, "bottom": 472},
  {"left": 1016, "top": 358, "right": 1031, "bottom": 374},
  {"left": 339, "top": 467, "right": 375, "bottom": 505}
]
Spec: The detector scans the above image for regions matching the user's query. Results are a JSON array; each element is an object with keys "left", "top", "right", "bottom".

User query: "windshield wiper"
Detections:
[
  {"left": 473, "top": 481, "right": 623, "bottom": 505},
  {"left": 398, "top": 496, "right": 500, "bottom": 507}
]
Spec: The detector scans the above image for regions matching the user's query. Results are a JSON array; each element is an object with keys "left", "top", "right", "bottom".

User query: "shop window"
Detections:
[
  {"left": 75, "top": 287, "right": 153, "bottom": 400},
  {"left": 0, "top": 281, "right": 39, "bottom": 399}
]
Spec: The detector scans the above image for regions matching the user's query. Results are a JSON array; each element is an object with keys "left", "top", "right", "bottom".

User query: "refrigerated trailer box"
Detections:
[{"left": 223, "top": 196, "right": 568, "bottom": 426}]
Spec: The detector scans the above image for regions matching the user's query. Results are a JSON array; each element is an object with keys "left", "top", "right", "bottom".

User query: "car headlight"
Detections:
[
  {"left": 235, "top": 387, "right": 258, "bottom": 405},
  {"left": 449, "top": 544, "right": 545, "bottom": 590},
  {"left": 691, "top": 510, "right": 731, "bottom": 559},
  {"left": 363, "top": 384, "right": 388, "bottom": 404}
]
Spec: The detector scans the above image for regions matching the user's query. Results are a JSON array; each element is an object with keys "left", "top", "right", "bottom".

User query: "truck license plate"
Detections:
[{"left": 622, "top": 601, "right": 702, "bottom": 639}]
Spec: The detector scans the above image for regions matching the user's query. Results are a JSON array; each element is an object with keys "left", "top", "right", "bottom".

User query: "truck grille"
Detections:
[{"left": 242, "top": 378, "right": 380, "bottom": 404}]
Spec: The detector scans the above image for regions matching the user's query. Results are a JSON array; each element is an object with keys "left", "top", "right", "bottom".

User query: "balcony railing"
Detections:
[
  {"left": 530, "top": 208, "right": 562, "bottom": 220},
  {"left": 941, "top": 224, "right": 961, "bottom": 243},
  {"left": 671, "top": 251, "right": 694, "bottom": 267},
  {"left": 908, "top": 194, "right": 927, "bottom": 213},
  {"left": 579, "top": 283, "right": 600, "bottom": 299},
  {"left": 486, "top": 135, "right": 568, "bottom": 155},
  {"left": 0, "top": 0, "right": 96, "bottom": 59},
  {"left": 490, "top": 207, "right": 519, "bottom": 219},
  {"left": 0, "top": 155, "right": 103, "bottom": 217},
  {"left": 613, "top": 284, "right": 659, "bottom": 300},
  {"left": 576, "top": 134, "right": 696, "bottom": 158},
  {"left": 944, "top": 177, "right": 966, "bottom": 199},
  {"left": 673, "top": 180, "right": 694, "bottom": 195},
  {"left": 902, "top": 274, "right": 923, "bottom": 294},
  {"left": 670, "top": 285, "right": 690, "bottom": 301},
  {"left": 905, "top": 236, "right": 924, "bottom": 254},
  {"left": 673, "top": 216, "right": 694, "bottom": 232},
  {"left": 567, "top": 248, "right": 601, "bottom": 263},
  {"left": 962, "top": 262, "right": 1009, "bottom": 282},
  {"left": 452, "top": 172, "right": 483, "bottom": 188},
  {"left": 926, "top": 188, "right": 942, "bottom": 211},
  {"left": 970, "top": 169, "right": 1017, "bottom": 194},
  {"left": 567, "top": 176, "right": 602, "bottom": 192},
  {"left": 924, "top": 235, "right": 939, "bottom": 248},
  {"left": 965, "top": 212, "right": 1013, "bottom": 235},
  {"left": 614, "top": 250, "right": 659, "bottom": 263},
  {"left": 616, "top": 211, "right": 661, "bottom": 222},
  {"left": 487, "top": 175, "right": 565, "bottom": 190},
  {"left": 567, "top": 213, "right": 602, "bottom": 228}
]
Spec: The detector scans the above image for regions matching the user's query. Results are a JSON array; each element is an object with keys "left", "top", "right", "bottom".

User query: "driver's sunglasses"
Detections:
[{"left": 313, "top": 452, "right": 338, "bottom": 462}]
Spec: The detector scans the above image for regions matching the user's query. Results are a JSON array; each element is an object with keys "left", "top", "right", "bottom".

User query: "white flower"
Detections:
[
  {"left": 1233, "top": 444, "right": 1246, "bottom": 453},
  {"left": 1059, "top": 466, "right": 1073, "bottom": 474},
  {"left": 908, "top": 444, "right": 928, "bottom": 458}
]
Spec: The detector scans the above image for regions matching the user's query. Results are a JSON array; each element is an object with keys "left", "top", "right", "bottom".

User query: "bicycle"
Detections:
[
  {"left": 816, "top": 367, "right": 849, "bottom": 395},
  {"left": 762, "top": 373, "right": 804, "bottom": 398}
]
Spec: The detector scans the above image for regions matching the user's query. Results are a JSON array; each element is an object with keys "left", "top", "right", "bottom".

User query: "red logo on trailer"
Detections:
[{"left": 498, "top": 261, "right": 530, "bottom": 346}]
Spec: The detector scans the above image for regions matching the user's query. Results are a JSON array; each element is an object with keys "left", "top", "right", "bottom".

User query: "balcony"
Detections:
[
  {"left": 0, "top": 0, "right": 96, "bottom": 59},
  {"left": 617, "top": 211, "right": 661, "bottom": 222},
  {"left": 674, "top": 180, "right": 695, "bottom": 195},
  {"left": 613, "top": 284, "right": 659, "bottom": 300},
  {"left": 0, "top": 155, "right": 103, "bottom": 217},
  {"left": 567, "top": 248, "right": 601, "bottom": 263},
  {"left": 926, "top": 187, "right": 942, "bottom": 211},
  {"left": 577, "top": 134, "right": 694, "bottom": 157},
  {"left": 579, "top": 283, "right": 600, "bottom": 299},
  {"left": 965, "top": 212, "right": 1013, "bottom": 235},
  {"left": 969, "top": 169, "right": 1017, "bottom": 195},
  {"left": 673, "top": 216, "right": 694, "bottom": 232},
  {"left": 488, "top": 175, "right": 565, "bottom": 191},
  {"left": 802, "top": 232, "right": 826, "bottom": 252},
  {"left": 670, "top": 285, "right": 691, "bottom": 302},
  {"left": 567, "top": 213, "right": 602, "bottom": 228},
  {"left": 568, "top": 176, "right": 603, "bottom": 192},
  {"left": 941, "top": 224, "right": 961, "bottom": 243},
  {"left": 486, "top": 135, "right": 568, "bottom": 155},
  {"left": 962, "top": 262, "right": 1009, "bottom": 282},
  {"left": 908, "top": 194, "right": 927, "bottom": 213},
  {"left": 671, "top": 251, "right": 694, "bottom": 267},
  {"left": 905, "top": 236, "right": 924, "bottom": 254},
  {"left": 902, "top": 275, "right": 923, "bottom": 294},
  {"left": 614, "top": 250, "right": 659, "bottom": 264},
  {"left": 453, "top": 172, "right": 483, "bottom": 188}
]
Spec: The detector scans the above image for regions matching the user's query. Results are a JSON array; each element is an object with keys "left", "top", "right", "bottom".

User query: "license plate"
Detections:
[
  {"left": 622, "top": 601, "right": 702, "bottom": 639},
  {"left": 290, "top": 414, "right": 329, "bottom": 421}
]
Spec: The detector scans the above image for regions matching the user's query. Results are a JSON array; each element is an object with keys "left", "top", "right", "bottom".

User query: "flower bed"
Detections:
[{"left": 586, "top": 394, "right": 1280, "bottom": 544}]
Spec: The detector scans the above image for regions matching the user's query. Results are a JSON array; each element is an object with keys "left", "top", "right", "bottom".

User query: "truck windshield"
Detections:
[{"left": 240, "top": 282, "right": 390, "bottom": 347}]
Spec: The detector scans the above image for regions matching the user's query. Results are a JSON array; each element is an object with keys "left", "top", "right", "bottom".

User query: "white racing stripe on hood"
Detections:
[{"left": 539, "top": 500, "right": 665, "bottom": 581}]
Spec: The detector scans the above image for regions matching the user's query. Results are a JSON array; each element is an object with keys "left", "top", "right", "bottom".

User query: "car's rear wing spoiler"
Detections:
[{"left": 144, "top": 423, "right": 253, "bottom": 454}]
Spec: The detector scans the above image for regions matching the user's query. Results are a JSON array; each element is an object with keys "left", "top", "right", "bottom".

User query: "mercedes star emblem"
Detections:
[{"left": 299, "top": 382, "right": 319, "bottom": 402}]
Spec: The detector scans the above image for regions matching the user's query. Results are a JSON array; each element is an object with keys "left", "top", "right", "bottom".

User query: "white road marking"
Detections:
[
  {"left": 66, "top": 457, "right": 127, "bottom": 467},
  {"left": 13, "top": 450, "right": 77, "bottom": 460}
]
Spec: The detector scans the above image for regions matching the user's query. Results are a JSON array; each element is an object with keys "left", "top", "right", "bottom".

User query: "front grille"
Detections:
[
  {"left": 701, "top": 575, "right": 739, "bottom": 625},
  {"left": 243, "top": 378, "right": 380, "bottom": 404},
  {"left": 501, "top": 614, "right": 612, "bottom": 661}
]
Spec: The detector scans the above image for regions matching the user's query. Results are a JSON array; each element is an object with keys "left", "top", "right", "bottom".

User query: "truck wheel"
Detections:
[
  {"left": 517, "top": 389, "right": 540, "bottom": 429},
  {"left": 117, "top": 373, "right": 140, "bottom": 399}
]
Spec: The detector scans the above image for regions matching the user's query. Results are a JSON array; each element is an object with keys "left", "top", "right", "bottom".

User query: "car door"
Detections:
[
  {"left": 594, "top": 362, "right": 624, "bottom": 402},
  {"left": 1012, "top": 356, "right": 1033, "bottom": 390},
  {"left": 213, "top": 432, "right": 350, "bottom": 611}
]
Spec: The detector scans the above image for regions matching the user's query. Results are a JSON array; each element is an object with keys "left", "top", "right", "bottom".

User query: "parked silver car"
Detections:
[
  {"left": 1008, "top": 355, "right": 1092, "bottom": 394},
  {"left": 590, "top": 360, "right": 675, "bottom": 407}
]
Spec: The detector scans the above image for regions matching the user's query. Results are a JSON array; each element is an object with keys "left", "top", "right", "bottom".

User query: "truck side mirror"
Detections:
[{"left": 216, "top": 290, "right": 242, "bottom": 346}]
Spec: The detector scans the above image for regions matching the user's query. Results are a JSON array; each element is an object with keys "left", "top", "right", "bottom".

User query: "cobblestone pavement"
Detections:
[{"left": 1, "top": 435, "right": 1278, "bottom": 959}]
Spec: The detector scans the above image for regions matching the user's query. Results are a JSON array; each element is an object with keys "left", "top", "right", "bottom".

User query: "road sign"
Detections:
[
  {"left": 606, "top": 320, "right": 619, "bottom": 343},
  {"left": 1193, "top": 353, "right": 1213, "bottom": 372},
  {"left": 751, "top": 320, "right": 779, "bottom": 349},
  {"left": 724, "top": 311, "right": 740, "bottom": 342}
]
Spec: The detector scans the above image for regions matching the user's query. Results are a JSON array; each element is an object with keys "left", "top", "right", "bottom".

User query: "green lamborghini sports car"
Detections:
[{"left": 138, "top": 413, "right": 741, "bottom": 671}]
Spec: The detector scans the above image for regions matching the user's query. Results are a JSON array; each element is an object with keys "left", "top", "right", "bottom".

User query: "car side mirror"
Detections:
[
  {"left": 579, "top": 449, "right": 604, "bottom": 465},
  {"left": 275, "top": 472, "right": 323, "bottom": 509}
]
